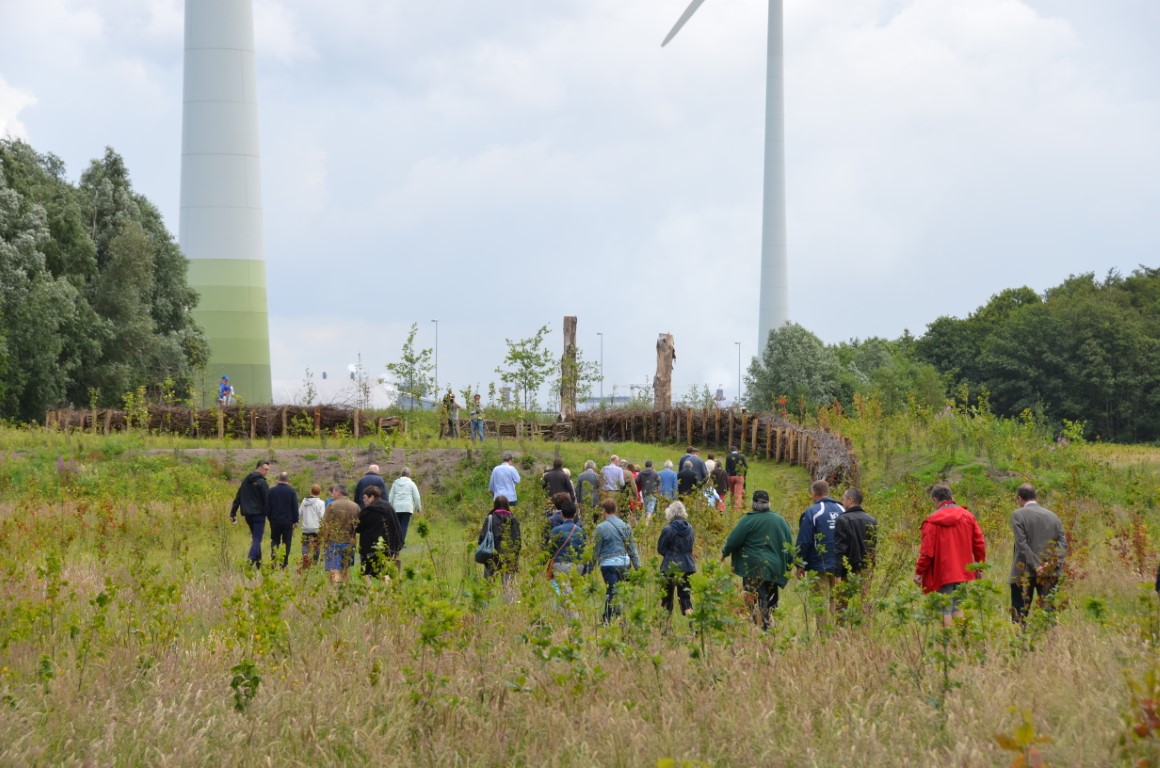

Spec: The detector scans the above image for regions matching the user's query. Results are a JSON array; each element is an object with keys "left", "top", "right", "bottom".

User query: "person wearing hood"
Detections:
[
  {"left": 722, "top": 490, "right": 794, "bottom": 630},
  {"left": 915, "top": 484, "right": 987, "bottom": 627},
  {"left": 657, "top": 501, "right": 697, "bottom": 616}
]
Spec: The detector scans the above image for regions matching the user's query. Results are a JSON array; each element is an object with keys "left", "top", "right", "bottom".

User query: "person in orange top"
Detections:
[{"left": 914, "top": 483, "right": 987, "bottom": 627}]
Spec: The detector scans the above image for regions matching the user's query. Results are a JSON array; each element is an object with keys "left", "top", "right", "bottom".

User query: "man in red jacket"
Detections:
[{"left": 914, "top": 484, "right": 987, "bottom": 627}]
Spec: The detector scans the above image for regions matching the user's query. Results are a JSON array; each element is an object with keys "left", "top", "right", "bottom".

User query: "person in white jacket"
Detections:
[
  {"left": 298, "top": 484, "right": 326, "bottom": 570},
  {"left": 389, "top": 468, "right": 423, "bottom": 547}
]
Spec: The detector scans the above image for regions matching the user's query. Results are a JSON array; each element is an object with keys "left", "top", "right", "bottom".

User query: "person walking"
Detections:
[
  {"left": 725, "top": 447, "right": 749, "bottom": 510},
  {"left": 599, "top": 455, "right": 626, "bottom": 502},
  {"left": 1009, "top": 483, "right": 1067, "bottom": 624},
  {"left": 265, "top": 471, "right": 299, "bottom": 569},
  {"left": 356, "top": 486, "right": 402, "bottom": 582},
  {"left": 677, "top": 460, "right": 699, "bottom": 497},
  {"left": 388, "top": 467, "right": 422, "bottom": 548},
  {"left": 354, "top": 464, "right": 388, "bottom": 510},
  {"left": 834, "top": 487, "right": 877, "bottom": 616},
  {"left": 321, "top": 484, "right": 359, "bottom": 583},
  {"left": 659, "top": 460, "right": 679, "bottom": 500},
  {"left": 470, "top": 393, "right": 486, "bottom": 442},
  {"left": 638, "top": 460, "right": 661, "bottom": 522},
  {"left": 478, "top": 496, "right": 522, "bottom": 601},
  {"left": 676, "top": 447, "right": 707, "bottom": 485},
  {"left": 488, "top": 452, "right": 522, "bottom": 506},
  {"left": 915, "top": 484, "right": 987, "bottom": 628},
  {"left": 298, "top": 484, "right": 325, "bottom": 570},
  {"left": 541, "top": 457, "right": 576, "bottom": 502},
  {"left": 796, "top": 480, "right": 845, "bottom": 629},
  {"left": 721, "top": 490, "right": 794, "bottom": 630},
  {"left": 657, "top": 501, "right": 696, "bottom": 616},
  {"left": 547, "top": 502, "right": 586, "bottom": 618},
  {"left": 709, "top": 460, "right": 729, "bottom": 513},
  {"left": 592, "top": 499, "right": 641, "bottom": 623},
  {"left": 575, "top": 460, "right": 600, "bottom": 511},
  {"left": 229, "top": 459, "right": 270, "bottom": 567}
]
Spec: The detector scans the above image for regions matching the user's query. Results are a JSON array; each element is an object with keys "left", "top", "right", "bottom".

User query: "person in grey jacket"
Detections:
[
  {"left": 1010, "top": 483, "right": 1067, "bottom": 623},
  {"left": 388, "top": 467, "right": 422, "bottom": 547},
  {"left": 574, "top": 461, "right": 600, "bottom": 510},
  {"left": 657, "top": 501, "right": 696, "bottom": 616},
  {"left": 593, "top": 499, "right": 641, "bottom": 623}
]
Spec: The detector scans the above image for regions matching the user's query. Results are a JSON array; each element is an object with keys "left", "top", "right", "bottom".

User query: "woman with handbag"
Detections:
[{"left": 478, "top": 496, "right": 522, "bottom": 601}]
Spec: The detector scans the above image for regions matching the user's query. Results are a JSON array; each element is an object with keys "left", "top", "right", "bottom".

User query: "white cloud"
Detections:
[
  {"left": 1, "top": 0, "right": 1156, "bottom": 402},
  {"left": 0, "top": 77, "right": 37, "bottom": 139}
]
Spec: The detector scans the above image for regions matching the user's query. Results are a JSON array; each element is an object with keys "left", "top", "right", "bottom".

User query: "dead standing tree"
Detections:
[
  {"left": 654, "top": 333, "right": 676, "bottom": 410},
  {"left": 559, "top": 315, "right": 578, "bottom": 420}
]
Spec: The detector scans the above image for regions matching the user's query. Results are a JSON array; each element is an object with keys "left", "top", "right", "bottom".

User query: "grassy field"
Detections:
[{"left": 1, "top": 407, "right": 1159, "bottom": 767}]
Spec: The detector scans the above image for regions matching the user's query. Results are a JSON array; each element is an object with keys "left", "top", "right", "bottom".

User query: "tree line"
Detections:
[
  {"left": 745, "top": 267, "right": 1160, "bottom": 442},
  {"left": 0, "top": 140, "right": 207, "bottom": 422}
]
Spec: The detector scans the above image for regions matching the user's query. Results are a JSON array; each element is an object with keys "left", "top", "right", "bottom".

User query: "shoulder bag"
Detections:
[{"left": 474, "top": 514, "right": 496, "bottom": 564}]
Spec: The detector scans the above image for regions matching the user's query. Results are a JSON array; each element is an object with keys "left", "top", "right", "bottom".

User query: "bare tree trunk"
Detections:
[
  {"left": 560, "top": 315, "right": 578, "bottom": 420},
  {"left": 654, "top": 333, "right": 676, "bottom": 410}
]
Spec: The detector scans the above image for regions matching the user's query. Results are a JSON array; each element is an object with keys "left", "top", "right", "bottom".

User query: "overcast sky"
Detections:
[{"left": 2, "top": 0, "right": 1157, "bottom": 407}]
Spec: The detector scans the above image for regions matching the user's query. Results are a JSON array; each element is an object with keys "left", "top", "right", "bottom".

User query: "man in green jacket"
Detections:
[{"left": 721, "top": 490, "right": 795, "bottom": 630}]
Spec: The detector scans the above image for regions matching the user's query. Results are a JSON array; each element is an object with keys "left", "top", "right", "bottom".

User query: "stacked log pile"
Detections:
[
  {"left": 570, "top": 407, "right": 858, "bottom": 485},
  {"left": 45, "top": 405, "right": 401, "bottom": 440}
]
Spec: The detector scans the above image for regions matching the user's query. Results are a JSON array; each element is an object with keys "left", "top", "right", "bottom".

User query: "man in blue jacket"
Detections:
[{"left": 796, "top": 479, "right": 844, "bottom": 631}]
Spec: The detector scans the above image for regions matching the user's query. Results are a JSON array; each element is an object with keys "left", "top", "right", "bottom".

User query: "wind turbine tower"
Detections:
[
  {"left": 663, "top": 0, "right": 789, "bottom": 353},
  {"left": 179, "top": 0, "right": 272, "bottom": 404}
]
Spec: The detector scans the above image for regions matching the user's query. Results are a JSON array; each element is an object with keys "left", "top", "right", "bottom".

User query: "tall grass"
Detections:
[{"left": 1, "top": 412, "right": 1158, "bottom": 766}]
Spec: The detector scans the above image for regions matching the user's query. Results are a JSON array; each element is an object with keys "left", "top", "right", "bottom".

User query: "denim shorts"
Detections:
[
  {"left": 324, "top": 542, "right": 353, "bottom": 571},
  {"left": 937, "top": 581, "right": 965, "bottom": 614}
]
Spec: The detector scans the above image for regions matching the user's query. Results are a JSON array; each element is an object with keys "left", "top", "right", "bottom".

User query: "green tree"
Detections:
[
  {"left": 0, "top": 139, "right": 206, "bottom": 420},
  {"left": 385, "top": 323, "right": 435, "bottom": 410},
  {"left": 745, "top": 323, "right": 842, "bottom": 411},
  {"left": 496, "top": 324, "right": 554, "bottom": 412}
]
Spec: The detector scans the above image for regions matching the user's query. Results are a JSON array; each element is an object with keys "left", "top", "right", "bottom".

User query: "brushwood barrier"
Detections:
[{"left": 44, "top": 405, "right": 858, "bottom": 485}]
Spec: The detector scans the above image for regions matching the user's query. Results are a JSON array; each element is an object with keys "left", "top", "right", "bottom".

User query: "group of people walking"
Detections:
[
  {"left": 233, "top": 449, "right": 1068, "bottom": 629},
  {"left": 229, "top": 460, "right": 423, "bottom": 583},
  {"left": 477, "top": 446, "right": 1068, "bottom": 628}
]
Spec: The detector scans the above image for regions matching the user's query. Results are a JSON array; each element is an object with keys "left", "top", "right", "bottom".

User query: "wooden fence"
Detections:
[{"left": 44, "top": 404, "right": 857, "bottom": 484}]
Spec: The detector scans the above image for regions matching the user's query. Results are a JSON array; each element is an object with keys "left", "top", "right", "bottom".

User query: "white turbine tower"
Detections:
[
  {"left": 663, "top": 0, "right": 789, "bottom": 353},
  {"left": 180, "top": 0, "right": 272, "bottom": 404}
]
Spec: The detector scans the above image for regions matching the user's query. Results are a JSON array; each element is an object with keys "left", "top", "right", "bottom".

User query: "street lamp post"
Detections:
[
  {"left": 735, "top": 341, "right": 741, "bottom": 406},
  {"left": 431, "top": 319, "right": 439, "bottom": 396},
  {"left": 597, "top": 332, "right": 605, "bottom": 407}
]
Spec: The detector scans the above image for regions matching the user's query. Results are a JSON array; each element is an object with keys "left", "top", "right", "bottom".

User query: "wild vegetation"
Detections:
[
  {"left": 746, "top": 267, "right": 1160, "bottom": 443},
  {"left": 0, "top": 140, "right": 208, "bottom": 422},
  {"left": 1, "top": 400, "right": 1158, "bottom": 766}
]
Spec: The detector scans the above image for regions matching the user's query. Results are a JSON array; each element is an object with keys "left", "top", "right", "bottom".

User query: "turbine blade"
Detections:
[{"left": 661, "top": 0, "right": 709, "bottom": 47}]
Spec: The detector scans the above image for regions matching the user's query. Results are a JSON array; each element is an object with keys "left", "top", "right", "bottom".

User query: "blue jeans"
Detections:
[
  {"left": 644, "top": 495, "right": 657, "bottom": 518},
  {"left": 397, "top": 513, "right": 412, "bottom": 547},
  {"left": 471, "top": 419, "right": 485, "bottom": 442},
  {"left": 600, "top": 565, "right": 628, "bottom": 623},
  {"left": 245, "top": 515, "right": 265, "bottom": 565}
]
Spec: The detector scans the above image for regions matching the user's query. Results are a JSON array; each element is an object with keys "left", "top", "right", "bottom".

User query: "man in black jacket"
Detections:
[
  {"left": 230, "top": 459, "right": 270, "bottom": 566},
  {"left": 266, "top": 472, "right": 299, "bottom": 569},
  {"left": 834, "top": 487, "right": 877, "bottom": 617}
]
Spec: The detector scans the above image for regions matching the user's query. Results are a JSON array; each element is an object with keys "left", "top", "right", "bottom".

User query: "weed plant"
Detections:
[{"left": 1, "top": 405, "right": 1159, "bottom": 765}]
